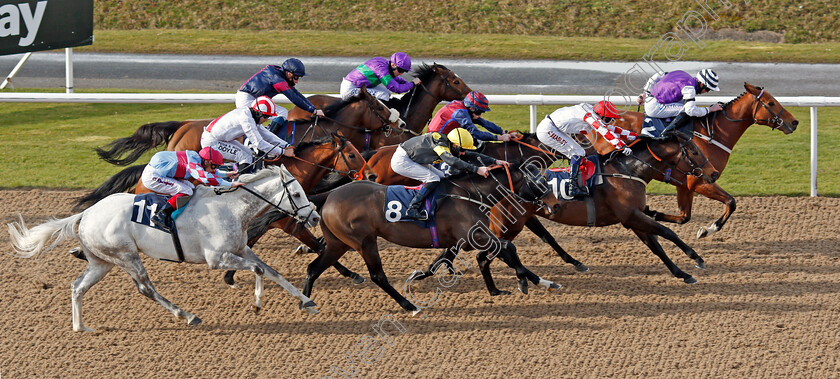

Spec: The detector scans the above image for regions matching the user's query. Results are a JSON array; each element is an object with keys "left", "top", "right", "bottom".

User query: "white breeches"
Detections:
[
  {"left": 141, "top": 166, "right": 195, "bottom": 196},
  {"left": 536, "top": 118, "right": 585, "bottom": 158},
  {"left": 643, "top": 97, "right": 684, "bottom": 118},
  {"left": 391, "top": 146, "right": 446, "bottom": 183},
  {"left": 200, "top": 135, "right": 253, "bottom": 164},
  {"left": 340, "top": 79, "right": 391, "bottom": 102},
  {"left": 235, "top": 91, "right": 289, "bottom": 119}
]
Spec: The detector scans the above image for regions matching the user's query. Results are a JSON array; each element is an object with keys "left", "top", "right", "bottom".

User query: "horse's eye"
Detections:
[
  {"left": 769, "top": 102, "right": 775, "bottom": 106},
  {"left": 293, "top": 192, "right": 301, "bottom": 198},
  {"left": 348, "top": 153, "right": 357, "bottom": 159},
  {"left": 454, "top": 80, "right": 460, "bottom": 85}
]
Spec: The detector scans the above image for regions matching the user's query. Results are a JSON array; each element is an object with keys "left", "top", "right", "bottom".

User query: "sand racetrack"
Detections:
[{"left": 1, "top": 189, "right": 839, "bottom": 378}]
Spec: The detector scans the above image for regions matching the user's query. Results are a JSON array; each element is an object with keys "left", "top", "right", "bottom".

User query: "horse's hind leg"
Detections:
[
  {"left": 70, "top": 251, "right": 114, "bottom": 332},
  {"left": 526, "top": 217, "right": 589, "bottom": 272},
  {"left": 624, "top": 211, "right": 696, "bottom": 284},
  {"left": 626, "top": 209, "right": 705, "bottom": 270},
  {"left": 408, "top": 247, "right": 459, "bottom": 282},
  {"left": 115, "top": 253, "right": 201, "bottom": 326},
  {"left": 492, "top": 240, "right": 561, "bottom": 295}
]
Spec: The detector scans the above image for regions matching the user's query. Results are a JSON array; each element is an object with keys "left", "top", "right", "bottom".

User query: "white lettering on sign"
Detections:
[{"left": 0, "top": 1, "right": 48, "bottom": 47}]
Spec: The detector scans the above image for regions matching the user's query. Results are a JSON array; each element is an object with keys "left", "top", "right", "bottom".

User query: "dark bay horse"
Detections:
[
  {"left": 94, "top": 87, "right": 400, "bottom": 166},
  {"left": 586, "top": 83, "right": 798, "bottom": 238},
  {"left": 288, "top": 63, "right": 472, "bottom": 137},
  {"left": 362, "top": 133, "right": 553, "bottom": 186},
  {"left": 421, "top": 133, "right": 721, "bottom": 286},
  {"left": 304, "top": 163, "right": 563, "bottom": 315}
]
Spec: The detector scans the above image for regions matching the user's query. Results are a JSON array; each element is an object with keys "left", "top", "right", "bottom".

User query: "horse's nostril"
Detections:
[{"left": 792, "top": 120, "right": 799, "bottom": 127}]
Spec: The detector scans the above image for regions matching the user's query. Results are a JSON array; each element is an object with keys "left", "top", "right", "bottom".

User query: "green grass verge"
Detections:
[
  {"left": 1, "top": 91, "right": 837, "bottom": 196},
  {"left": 77, "top": 29, "right": 840, "bottom": 63}
]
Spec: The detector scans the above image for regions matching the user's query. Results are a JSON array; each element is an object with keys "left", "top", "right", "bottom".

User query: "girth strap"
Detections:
[{"left": 584, "top": 197, "right": 596, "bottom": 227}]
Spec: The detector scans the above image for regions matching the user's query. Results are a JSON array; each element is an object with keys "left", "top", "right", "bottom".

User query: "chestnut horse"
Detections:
[
  {"left": 305, "top": 163, "right": 563, "bottom": 315},
  {"left": 586, "top": 83, "right": 798, "bottom": 238},
  {"left": 94, "top": 87, "right": 400, "bottom": 166},
  {"left": 419, "top": 133, "right": 721, "bottom": 286}
]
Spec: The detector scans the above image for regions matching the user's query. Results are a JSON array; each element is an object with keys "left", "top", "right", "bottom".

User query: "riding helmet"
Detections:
[
  {"left": 463, "top": 91, "right": 491, "bottom": 113},
  {"left": 447, "top": 128, "right": 477, "bottom": 150},
  {"left": 593, "top": 100, "right": 620, "bottom": 119},
  {"left": 199, "top": 147, "right": 224, "bottom": 166},
  {"left": 696, "top": 69, "right": 720, "bottom": 91},
  {"left": 251, "top": 96, "right": 279, "bottom": 117},
  {"left": 390, "top": 52, "right": 412, "bottom": 72},
  {"left": 281, "top": 58, "right": 307, "bottom": 77}
]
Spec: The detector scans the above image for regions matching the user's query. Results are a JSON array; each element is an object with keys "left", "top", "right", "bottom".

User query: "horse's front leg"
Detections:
[
  {"left": 644, "top": 184, "right": 696, "bottom": 226},
  {"left": 492, "top": 239, "right": 561, "bottom": 295},
  {"left": 690, "top": 181, "right": 737, "bottom": 239},
  {"left": 209, "top": 249, "right": 317, "bottom": 314}
]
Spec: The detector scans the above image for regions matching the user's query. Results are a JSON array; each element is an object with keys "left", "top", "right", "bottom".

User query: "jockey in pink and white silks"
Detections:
[
  {"left": 536, "top": 101, "right": 638, "bottom": 197},
  {"left": 236, "top": 58, "right": 325, "bottom": 131},
  {"left": 143, "top": 146, "right": 243, "bottom": 231},
  {"left": 201, "top": 96, "right": 295, "bottom": 169},
  {"left": 340, "top": 52, "right": 421, "bottom": 102},
  {"left": 638, "top": 69, "right": 722, "bottom": 136}
]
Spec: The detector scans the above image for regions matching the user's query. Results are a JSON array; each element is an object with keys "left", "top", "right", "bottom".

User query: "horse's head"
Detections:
[
  {"left": 415, "top": 63, "right": 472, "bottom": 102},
  {"left": 490, "top": 161, "right": 561, "bottom": 216},
  {"left": 651, "top": 132, "right": 720, "bottom": 183},
  {"left": 742, "top": 83, "right": 798, "bottom": 134},
  {"left": 324, "top": 86, "right": 401, "bottom": 132},
  {"left": 248, "top": 165, "right": 320, "bottom": 227},
  {"left": 330, "top": 131, "right": 366, "bottom": 180}
]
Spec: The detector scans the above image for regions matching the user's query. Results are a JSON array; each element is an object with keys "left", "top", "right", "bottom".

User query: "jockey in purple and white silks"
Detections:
[
  {"left": 143, "top": 146, "right": 243, "bottom": 231},
  {"left": 638, "top": 69, "right": 722, "bottom": 136},
  {"left": 339, "top": 52, "right": 422, "bottom": 102},
  {"left": 236, "top": 58, "right": 325, "bottom": 129},
  {"left": 201, "top": 96, "right": 295, "bottom": 168}
]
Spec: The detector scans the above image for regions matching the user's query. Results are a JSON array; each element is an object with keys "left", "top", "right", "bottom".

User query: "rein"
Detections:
[
  {"left": 270, "top": 138, "right": 363, "bottom": 180},
  {"left": 215, "top": 170, "right": 315, "bottom": 224},
  {"left": 719, "top": 88, "right": 788, "bottom": 131}
]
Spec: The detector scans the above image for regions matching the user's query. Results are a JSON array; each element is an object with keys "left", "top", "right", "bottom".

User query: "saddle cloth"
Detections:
[
  {"left": 130, "top": 193, "right": 185, "bottom": 233},
  {"left": 640, "top": 117, "right": 671, "bottom": 138},
  {"left": 544, "top": 156, "right": 603, "bottom": 200},
  {"left": 384, "top": 184, "right": 440, "bottom": 226}
]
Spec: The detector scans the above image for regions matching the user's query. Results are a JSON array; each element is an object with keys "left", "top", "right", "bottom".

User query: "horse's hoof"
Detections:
[
  {"left": 683, "top": 276, "right": 698, "bottom": 284},
  {"left": 574, "top": 263, "right": 590, "bottom": 273},
  {"left": 490, "top": 289, "right": 512, "bottom": 296},
  {"left": 187, "top": 315, "right": 202, "bottom": 326},
  {"left": 547, "top": 283, "right": 562, "bottom": 292},
  {"left": 301, "top": 300, "right": 319, "bottom": 314},
  {"left": 518, "top": 284, "right": 529, "bottom": 295},
  {"left": 695, "top": 260, "right": 707, "bottom": 270},
  {"left": 407, "top": 269, "right": 429, "bottom": 282},
  {"left": 293, "top": 245, "right": 312, "bottom": 255},
  {"left": 351, "top": 274, "right": 366, "bottom": 285},
  {"left": 251, "top": 304, "right": 262, "bottom": 314},
  {"left": 69, "top": 247, "right": 87, "bottom": 261},
  {"left": 411, "top": 309, "right": 426, "bottom": 318},
  {"left": 73, "top": 325, "right": 95, "bottom": 333}
]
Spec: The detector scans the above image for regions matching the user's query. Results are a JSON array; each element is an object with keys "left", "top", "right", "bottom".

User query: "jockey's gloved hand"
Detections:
[{"left": 621, "top": 147, "right": 633, "bottom": 156}]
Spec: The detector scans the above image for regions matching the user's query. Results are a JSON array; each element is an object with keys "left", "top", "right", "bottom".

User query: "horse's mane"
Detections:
[
  {"left": 323, "top": 96, "right": 363, "bottom": 118},
  {"left": 415, "top": 63, "right": 446, "bottom": 84},
  {"left": 293, "top": 136, "right": 333, "bottom": 152},
  {"left": 723, "top": 91, "right": 749, "bottom": 108}
]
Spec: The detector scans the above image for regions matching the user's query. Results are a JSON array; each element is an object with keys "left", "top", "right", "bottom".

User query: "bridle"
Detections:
[
  {"left": 269, "top": 136, "right": 364, "bottom": 181},
  {"left": 719, "top": 88, "right": 790, "bottom": 132},
  {"left": 406, "top": 68, "right": 470, "bottom": 118},
  {"left": 624, "top": 136, "right": 714, "bottom": 185},
  {"left": 215, "top": 168, "right": 317, "bottom": 224}
]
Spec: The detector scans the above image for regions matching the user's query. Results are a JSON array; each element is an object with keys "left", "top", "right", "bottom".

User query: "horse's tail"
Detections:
[
  {"left": 7, "top": 213, "right": 83, "bottom": 259},
  {"left": 95, "top": 121, "right": 184, "bottom": 165},
  {"left": 73, "top": 164, "right": 146, "bottom": 211}
]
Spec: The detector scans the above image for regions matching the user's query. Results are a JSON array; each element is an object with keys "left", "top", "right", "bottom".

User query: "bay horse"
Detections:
[
  {"left": 586, "top": 83, "right": 798, "bottom": 238},
  {"left": 94, "top": 86, "right": 400, "bottom": 166},
  {"left": 420, "top": 133, "right": 721, "bottom": 286},
  {"left": 304, "top": 163, "right": 563, "bottom": 315},
  {"left": 362, "top": 133, "right": 552, "bottom": 186},
  {"left": 8, "top": 166, "right": 320, "bottom": 332},
  {"left": 75, "top": 133, "right": 368, "bottom": 285},
  {"left": 288, "top": 63, "right": 472, "bottom": 137}
]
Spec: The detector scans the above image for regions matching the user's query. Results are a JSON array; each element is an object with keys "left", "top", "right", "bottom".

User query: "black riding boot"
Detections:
[
  {"left": 405, "top": 181, "right": 440, "bottom": 221},
  {"left": 150, "top": 202, "right": 175, "bottom": 233},
  {"left": 659, "top": 112, "right": 691, "bottom": 138},
  {"left": 268, "top": 117, "right": 287, "bottom": 135},
  {"left": 568, "top": 156, "right": 589, "bottom": 197}
]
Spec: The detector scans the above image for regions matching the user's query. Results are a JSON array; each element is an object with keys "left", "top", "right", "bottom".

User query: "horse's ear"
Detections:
[
  {"left": 744, "top": 82, "right": 755, "bottom": 92},
  {"left": 357, "top": 85, "right": 369, "bottom": 99},
  {"left": 335, "top": 129, "right": 345, "bottom": 138}
]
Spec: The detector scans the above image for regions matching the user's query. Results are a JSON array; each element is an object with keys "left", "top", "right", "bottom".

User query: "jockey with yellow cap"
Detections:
[
  {"left": 536, "top": 101, "right": 638, "bottom": 197},
  {"left": 391, "top": 128, "right": 509, "bottom": 220}
]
